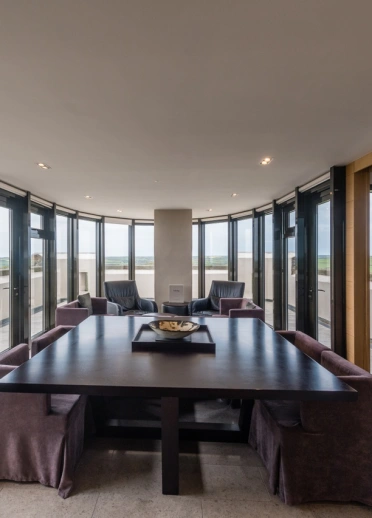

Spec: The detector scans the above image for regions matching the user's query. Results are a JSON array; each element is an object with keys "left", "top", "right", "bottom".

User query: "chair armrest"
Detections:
[
  {"left": 92, "top": 297, "right": 108, "bottom": 315},
  {"left": 107, "top": 301, "right": 122, "bottom": 315},
  {"left": 55, "top": 307, "right": 89, "bottom": 326},
  {"left": 229, "top": 308, "right": 265, "bottom": 322},
  {"left": 138, "top": 298, "right": 158, "bottom": 313},
  {"left": 189, "top": 298, "right": 210, "bottom": 315},
  {"left": 31, "top": 325, "right": 74, "bottom": 357},
  {"left": 220, "top": 298, "right": 247, "bottom": 315}
]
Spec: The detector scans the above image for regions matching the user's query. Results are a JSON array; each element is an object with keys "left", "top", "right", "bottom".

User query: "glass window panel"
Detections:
[
  {"left": 105, "top": 222, "right": 129, "bottom": 282},
  {"left": 204, "top": 222, "right": 228, "bottom": 295},
  {"left": 31, "top": 212, "right": 43, "bottom": 230},
  {"left": 79, "top": 219, "right": 97, "bottom": 296},
  {"left": 264, "top": 214, "right": 273, "bottom": 326},
  {"left": 192, "top": 225, "right": 199, "bottom": 299},
  {"left": 135, "top": 225, "right": 154, "bottom": 299},
  {"left": 0, "top": 207, "right": 11, "bottom": 351},
  {"left": 56, "top": 215, "right": 69, "bottom": 306},
  {"left": 289, "top": 210, "right": 295, "bottom": 228},
  {"left": 31, "top": 237, "right": 44, "bottom": 336},
  {"left": 317, "top": 200, "right": 331, "bottom": 346},
  {"left": 287, "top": 236, "right": 296, "bottom": 330},
  {"left": 237, "top": 218, "right": 253, "bottom": 299}
]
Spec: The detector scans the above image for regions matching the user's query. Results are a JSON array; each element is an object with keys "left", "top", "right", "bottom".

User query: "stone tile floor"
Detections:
[{"left": 0, "top": 438, "right": 371, "bottom": 518}]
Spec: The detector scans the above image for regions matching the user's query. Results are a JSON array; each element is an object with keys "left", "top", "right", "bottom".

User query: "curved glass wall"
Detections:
[
  {"left": 237, "top": 218, "right": 253, "bottom": 299},
  {"left": 0, "top": 173, "right": 337, "bottom": 350},
  {"left": 204, "top": 221, "right": 228, "bottom": 295},
  {"left": 79, "top": 219, "right": 97, "bottom": 296},
  {"left": 135, "top": 224, "right": 154, "bottom": 299},
  {"left": 105, "top": 221, "right": 129, "bottom": 283}
]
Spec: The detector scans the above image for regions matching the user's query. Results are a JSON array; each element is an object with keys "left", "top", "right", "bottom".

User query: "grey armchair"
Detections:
[
  {"left": 0, "top": 344, "right": 87, "bottom": 498},
  {"left": 189, "top": 280, "right": 245, "bottom": 316},
  {"left": 104, "top": 280, "right": 158, "bottom": 315}
]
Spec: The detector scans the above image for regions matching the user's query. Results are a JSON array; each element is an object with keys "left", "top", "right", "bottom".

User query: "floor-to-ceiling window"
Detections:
[
  {"left": 264, "top": 213, "right": 273, "bottom": 326},
  {"left": 286, "top": 209, "right": 296, "bottom": 330},
  {"left": 0, "top": 207, "right": 11, "bottom": 351},
  {"left": 56, "top": 215, "right": 69, "bottom": 306},
  {"left": 192, "top": 224, "right": 199, "bottom": 299},
  {"left": 78, "top": 219, "right": 97, "bottom": 296},
  {"left": 135, "top": 224, "right": 154, "bottom": 298},
  {"left": 316, "top": 200, "right": 331, "bottom": 346},
  {"left": 204, "top": 221, "right": 228, "bottom": 295},
  {"left": 105, "top": 220, "right": 130, "bottom": 283},
  {"left": 237, "top": 218, "right": 253, "bottom": 299},
  {"left": 30, "top": 212, "right": 45, "bottom": 337}
]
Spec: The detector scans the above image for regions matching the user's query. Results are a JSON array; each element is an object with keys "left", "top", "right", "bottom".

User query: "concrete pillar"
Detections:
[{"left": 154, "top": 209, "right": 192, "bottom": 309}]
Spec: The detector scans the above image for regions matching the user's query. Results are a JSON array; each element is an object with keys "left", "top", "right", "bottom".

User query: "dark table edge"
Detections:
[{"left": 0, "top": 382, "right": 358, "bottom": 401}]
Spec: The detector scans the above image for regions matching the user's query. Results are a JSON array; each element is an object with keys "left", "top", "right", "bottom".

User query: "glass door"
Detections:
[
  {"left": 305, "top": 190, "right": 332, "bottom": 347},
  {"left": 0, "top": 207, "right": 11, "bottom": 352},
  {"left": 316, "top": 200, "right": 331, "bottom": 346}
]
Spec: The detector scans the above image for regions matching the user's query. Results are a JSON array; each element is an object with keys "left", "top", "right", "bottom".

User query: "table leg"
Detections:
[{"left": 161, "top": 397, "right": 179, "bottom": 495}]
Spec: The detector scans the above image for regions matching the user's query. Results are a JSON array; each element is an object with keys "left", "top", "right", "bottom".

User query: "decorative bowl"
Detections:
[{"left": 148, "top": 320, "right": 200, "bottom": 340}]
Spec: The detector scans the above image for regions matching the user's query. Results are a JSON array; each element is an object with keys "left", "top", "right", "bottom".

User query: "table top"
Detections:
[{"left": 0, "top": 316, "right": 357, "bottom": 401}]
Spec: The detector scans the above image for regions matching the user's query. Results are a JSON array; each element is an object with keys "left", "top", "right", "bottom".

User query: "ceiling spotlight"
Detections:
[
  {"left": 207, "top": 208, "right": 213, "bottom": 212},
  {"left": 117, "top": 209, "right": 122, "bottom": 213},
  {"left": 154, "top": 180, "right": 159, "bottom": 183},
  {"left": 84, "top": 195, "right": 92, "bottom": 199},
  {"left": 37, "top": 162, "right": 51, "bottom": 170},
  {"left": 231, "top": 193, "right": 238, "bottom": 197},
  {"left": 260, "top": 157, "right": 272, "bottom": 166}
]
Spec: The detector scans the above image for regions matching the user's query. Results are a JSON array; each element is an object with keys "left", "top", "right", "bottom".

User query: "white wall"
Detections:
[{"left": 154, "top": 209, "right": 192, "bottom": 307}]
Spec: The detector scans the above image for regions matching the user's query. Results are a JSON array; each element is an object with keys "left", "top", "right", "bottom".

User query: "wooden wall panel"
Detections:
[{"left": 345, "top": 154, "right": 371, "bottom": 369}]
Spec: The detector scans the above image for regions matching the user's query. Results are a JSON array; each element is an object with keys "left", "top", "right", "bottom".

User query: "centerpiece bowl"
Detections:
[{"left": 148, "top": 320, "right": 200, "bottom": 340}]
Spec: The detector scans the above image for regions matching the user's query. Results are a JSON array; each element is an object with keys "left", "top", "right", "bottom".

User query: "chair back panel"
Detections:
[
  {"left": 104, "top": 280, "right": 139, "bottom": 311},
  {"left": 209, "top": 281, "right": 245, "bottom": 311}
]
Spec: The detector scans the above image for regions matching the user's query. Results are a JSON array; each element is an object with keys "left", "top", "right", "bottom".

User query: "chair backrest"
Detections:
[
  {"left": 277, "top": 331, "right": 329, "bottom": 363},
  {"left": 104, "top": 280, "right": 139, "bottom": 311},
  {"left": 300, "top": 351, "right": 372, "bottom": 434},
  {"left": 0, "top": 344, "right": 50, "bottom": 414},
  {"left": 0, "top": 343, "right": 29, "bottom": 367},
  {"left": 208, "top": 281, "right": 245, "bottom": 311}
]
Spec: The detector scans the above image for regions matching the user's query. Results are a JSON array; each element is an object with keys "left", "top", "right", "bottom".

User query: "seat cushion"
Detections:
[
  {"left": 78, "top": 293, "right": 93, "bottom": 315},
  {"left": 321, "top": 351, "right": 371, "bottom": 377},
  {"left": 261, "top": 400, "right": 301, "bottom": 427}
]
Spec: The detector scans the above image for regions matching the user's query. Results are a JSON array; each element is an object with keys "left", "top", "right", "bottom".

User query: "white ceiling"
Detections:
[{"left": 1, "top": 0, "right": 372, "bottom": 219}]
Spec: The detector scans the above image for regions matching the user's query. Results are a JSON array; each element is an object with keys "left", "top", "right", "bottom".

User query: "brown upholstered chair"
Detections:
[
  {"left": 276, "top": 330, "right": 329, "bottom": 363},
  {"left": 214, "top": 298, "right": 265, "bottom": 321},
  {"left": 31, "top": 325, "right": 75, "bottom": 357},
  {"left": 249, "top": 349, "right": 371, "bottom": 506},
  {"left": 0, "top": 344, "right": 87, "bottom": 498}
]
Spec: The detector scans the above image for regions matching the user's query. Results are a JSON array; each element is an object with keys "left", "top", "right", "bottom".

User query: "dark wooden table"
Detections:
[{"left": 0, "top": 316, "right": 357, "bottom": 495}]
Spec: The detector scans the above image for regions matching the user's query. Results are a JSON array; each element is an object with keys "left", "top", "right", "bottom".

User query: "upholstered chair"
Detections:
[
  {"left": 215, "top": 298, "right": 265, "bottom": 321},
  {"left": 104, "top": 280, "right": 158, "bottom": 315},
  {"left": 31, "top": 325, "right": 75, "bottom": 357},
  {"left": 189, "top": 280, "right": 245, "bottom": 316},
  {"left": 0, "top": 344, "right": 87, "bottom": 498},
  {"left": 55, "top": 297, "right": 119, "bottom": 326},
  {"left": 249, "top": 348, "right": 372, "bottom": 506}
]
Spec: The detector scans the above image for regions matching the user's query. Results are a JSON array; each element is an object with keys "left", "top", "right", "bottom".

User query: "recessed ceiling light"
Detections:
[
  {"left": 84, "top": 195, "right": 92, "bottom": 199},
  {"left": 117, "top": 209, "right": 122, "bottom": 213},
  {"left": 260, "top": 157, "right": 273, "bottom": 165},
  {"left": 231, "top": 193, "right": 238, "bottom": 197},
  {"left": 37, "top": 162, "right": 51, "bottom": 170},
  {"left": 207, "top": 208, "right": 213, "bottom": 212}
]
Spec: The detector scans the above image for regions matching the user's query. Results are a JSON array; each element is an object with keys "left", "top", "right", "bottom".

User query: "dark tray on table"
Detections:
[{"left": 132, "top": 324, "right": 215, "bottom": 353}]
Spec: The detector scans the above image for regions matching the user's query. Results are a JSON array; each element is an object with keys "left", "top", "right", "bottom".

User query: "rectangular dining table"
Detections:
[{"left": 0, "top": 316, "right": 357, "bottom": 495}]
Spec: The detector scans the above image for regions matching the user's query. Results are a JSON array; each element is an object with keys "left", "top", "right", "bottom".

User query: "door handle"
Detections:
[{"left": 318, "top": 289, "right": 325, "bottom": 292}]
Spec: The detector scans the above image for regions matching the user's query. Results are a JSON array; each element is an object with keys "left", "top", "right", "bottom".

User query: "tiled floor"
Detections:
[{"left": 0, "top": 438, "right": 371, "bottom": 518}]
